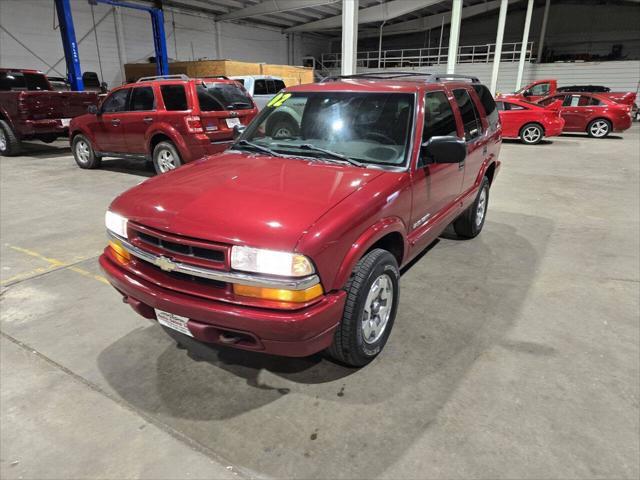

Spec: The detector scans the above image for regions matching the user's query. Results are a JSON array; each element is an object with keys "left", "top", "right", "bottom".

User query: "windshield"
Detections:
[
  {"left": 236, "top": 92, "right": 415, "bottom": 167},
  {"left": 196, "top": 82, "right": 254, "bottom": 111}
]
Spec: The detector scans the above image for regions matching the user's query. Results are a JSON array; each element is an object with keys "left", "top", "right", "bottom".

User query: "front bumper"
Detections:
[{"left": 99, "top": 253, "right": 346, "bottom": 357}]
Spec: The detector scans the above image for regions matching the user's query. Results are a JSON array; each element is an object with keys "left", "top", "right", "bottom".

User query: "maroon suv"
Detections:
[
  {"left": 69, "top": 75, "right": 258, "bottom": 174},
  {"left": 100, "top": 73, "right": 502, "bottom": 367}
]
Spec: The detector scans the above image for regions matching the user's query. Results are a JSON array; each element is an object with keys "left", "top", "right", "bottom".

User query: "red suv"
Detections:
[
  {"left": 69, "top": 75, "right": 258, "bottom": 174},
  {"left": 99, "top": 73, "right": 502, "bottom": 366}
]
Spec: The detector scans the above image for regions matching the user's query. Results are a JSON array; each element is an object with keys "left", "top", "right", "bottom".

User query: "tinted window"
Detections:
[
  {"left": 254, "top": 79, "right": 268, "bottom": 95},
  {"left": 495, "top": 101, "right": 505, "bottom": 111},
  {"left": 130, "top": 86, "right": 155, "bottom": 111},
  {"left": 0, "top": 71, "right": 50, "bottom": 91},
  {"left": 589, "top": 96, "right": 603, "bottom": 106},
  {"left": 197, "top": 82, "right": 253, "bottom": 111},
  {"left": 507, "top": 103, "right": 525, "bottom": 110},
  {"left": 453, "top": 89, "right": 482, "bottom": 140},
  {"left": 423, "top": 91, "right": 457, "bottom": 142},
  {"left": 160, "top": 85, "right": 188, "bottom": 111},
  {"left": 273, "top": 80, "right": 286, "bottom": 91},
  {"left": 539, "top": 95, "right": 565, "bottom": 106},
  {"left": 472, "top": 84, "right": 499, "bottom": 130},
  {"left": 102, "top": 89, "right": 130, "bottom": 113}
]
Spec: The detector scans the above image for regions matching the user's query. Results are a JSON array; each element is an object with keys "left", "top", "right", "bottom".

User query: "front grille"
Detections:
[
  {"left": 129, "top": 222, "right": 227, "bottom": 267},
  {"left": 138, "top": 257, "right": 226, "bottom": 289}
]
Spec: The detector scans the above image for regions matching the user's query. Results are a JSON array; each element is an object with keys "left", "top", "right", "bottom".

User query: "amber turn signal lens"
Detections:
[
  {"left": 233, "top": 283, "right": 323, "bottom": 303},
  {"left": 109, "top": 239, "right": 131, "bottom": 264}
]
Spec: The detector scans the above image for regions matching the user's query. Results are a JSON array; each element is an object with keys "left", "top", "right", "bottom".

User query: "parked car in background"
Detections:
[
  {"left": 495, "top": 97, "right": 565, "bottom": 144},
  {"left": 69, "top": 74, "right": 258, "bottom": 174},
  {"left": 538, "top": 92, "right": 633, "bottom": 137},
  {"left": 557, "top": 85, "right": 610, "bottom": 93},
  {"left": 502, "top": 79, "right": 637, "bottom": 107},
  {"left": 231, "top": 75, "right": 286, "bottom": 109},
  {"left": 0, "top": 68, "right": 99, "bottom": 156},
  {"left": 99, "top": 72, "right": 502, "bottom": 367}
]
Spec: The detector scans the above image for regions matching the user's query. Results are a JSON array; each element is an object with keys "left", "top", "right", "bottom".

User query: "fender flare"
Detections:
[
  {"left": 331, "top": 216, "right": 408, "bottom": 291},
  {"left": 145, "top": 125, "right": 187, "bottom": 158},
  {"left": 0, "top": 106, "right": 16, "bottom": 132}
]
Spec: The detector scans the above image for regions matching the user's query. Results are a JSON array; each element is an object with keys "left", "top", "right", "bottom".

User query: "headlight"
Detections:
[
  {"left": 231, "top": 246, "right": 314, "bottom": 277},
  {"left": 105, "top": 210, "right": 128, "bottom": 238}
]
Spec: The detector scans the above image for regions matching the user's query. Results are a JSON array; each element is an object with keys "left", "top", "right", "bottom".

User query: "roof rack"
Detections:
[
  {"left": 137, "top": 74, "right": 189, "bottom": 82},
  {"left": 321, "top": 71, "right": 480, "bottom": 84},
  {"left": 199, "top": 75, "right": 229, "bottom": 80}
]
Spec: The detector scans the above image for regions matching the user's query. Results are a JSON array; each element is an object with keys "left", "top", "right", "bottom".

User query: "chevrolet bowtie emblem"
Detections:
[{"left": 154, "top": 256, "right": 177, "bottom": 272}]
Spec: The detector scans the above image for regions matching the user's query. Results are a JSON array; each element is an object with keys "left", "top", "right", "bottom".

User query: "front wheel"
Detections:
[
  {"left": 326, "top": 249, "right": 400, "bottom": 367},
  {"left": 587, "top": 118, "right": 611, "bottom": 138},
  {"left": 519, "top": 123, "right": 543, "bottom": 145},
  {"left": 453, "top": 176, "right": 489, "bottom": 239},
  {"left": 152, "top": 141, "right": 183, "bottom": 174},
  {"left": 72, "top": 134, "right": 101, "bottom": 169}
]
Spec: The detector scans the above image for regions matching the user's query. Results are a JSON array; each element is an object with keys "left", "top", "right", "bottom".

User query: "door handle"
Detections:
[
  {"left": 111, "top": 119, "right": 121, "bottom": 126},
  {"left": 143, "top": 117, "right": 153, "bottom": 123}
]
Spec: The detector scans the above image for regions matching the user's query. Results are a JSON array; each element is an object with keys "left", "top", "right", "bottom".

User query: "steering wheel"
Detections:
[{"left": 363, "top": 131, "right": 396, "bottom": 145}]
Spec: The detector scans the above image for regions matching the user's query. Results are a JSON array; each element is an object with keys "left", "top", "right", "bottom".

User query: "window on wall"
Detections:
[
  {"left": 453, "top": 88, "right": 482, "bottom": 140},
  {"left": 423, "top": 91, "right": 458, "bottom": 142}
]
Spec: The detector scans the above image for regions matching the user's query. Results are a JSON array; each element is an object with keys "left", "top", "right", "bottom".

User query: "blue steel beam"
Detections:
[
  {"left": 54, "top": 0, "right": 85, "bottom": 90},
  {"left": 91, "top": 0, "right": 169, "bottom": 76}
]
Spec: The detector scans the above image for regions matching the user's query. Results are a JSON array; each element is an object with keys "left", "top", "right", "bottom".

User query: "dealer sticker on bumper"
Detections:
[
  {"left": 155, "top": 309, "right": 193, "bottom": 337},
  {"left": 60, "top": 118, "right": 71, "bottom": 127}
]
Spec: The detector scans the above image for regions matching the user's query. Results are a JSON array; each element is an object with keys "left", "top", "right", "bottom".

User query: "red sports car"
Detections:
[
  {"left": 495, "top": 97, "right": 565, "bottom": 145},
  {"left": 537, "top": 92, "right": 633, "bottom": 138}
]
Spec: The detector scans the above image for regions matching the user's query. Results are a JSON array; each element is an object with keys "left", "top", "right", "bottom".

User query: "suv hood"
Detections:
[{"left": 110, "top": 151, "right": 384, "bottom": 251}]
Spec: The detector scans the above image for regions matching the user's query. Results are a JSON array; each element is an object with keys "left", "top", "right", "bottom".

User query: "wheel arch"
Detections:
[{"left": 332, "top": 217, "right": 408, "bottom": 291}]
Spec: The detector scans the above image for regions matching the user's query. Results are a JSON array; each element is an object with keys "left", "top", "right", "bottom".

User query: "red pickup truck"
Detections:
[
  {"left": 0, "top": 69, "right": 99, "bottom": 156},
  {"left": 501, "top": 79, "right": 637, "bottom": 107},
  {"left": 99, "top": 72, "right": 502, "bottom": 366}
]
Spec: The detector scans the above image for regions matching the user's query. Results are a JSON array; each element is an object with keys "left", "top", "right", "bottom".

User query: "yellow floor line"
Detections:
[{"left": 2, "top": 245, "right": 109, "bottom": 286}]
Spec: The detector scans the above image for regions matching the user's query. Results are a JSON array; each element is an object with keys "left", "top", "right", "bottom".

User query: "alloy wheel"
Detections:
[
  {"left": 76, "top": 140, "right": 90, "bottom": 163},
  {"left": 361, "top": 274, "right": 394, "bottom": 344},
  {"left": 523, "top": 126, "right": 541, "bottom": 143},
  {"left": 157, "top": 148, "right": 177, "bottom": 173},
  {"left": 0, "top": 129, "right": 6, "bottom": 152},
  {"left": 476, "top": 187, "right": 487, "bottom": 227},
  {"left": 590, "top": 120, "right": 609, "bottom": 137}
]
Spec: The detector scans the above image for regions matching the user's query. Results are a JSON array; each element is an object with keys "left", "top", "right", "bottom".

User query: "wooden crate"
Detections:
[{"left": 124, "top": 60, "right": 314, "bottom": 86}]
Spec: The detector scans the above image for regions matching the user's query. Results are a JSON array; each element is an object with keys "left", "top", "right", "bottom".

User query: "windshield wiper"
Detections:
[
  {"left": 233, "top": 140, "right": 283, "bottom": 157},
  {"left": 298, "top": 144, "right": 365, "bottom": 167}
]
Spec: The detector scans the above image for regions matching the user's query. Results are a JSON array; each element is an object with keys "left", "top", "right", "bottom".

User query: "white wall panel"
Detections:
[{"left": 0, "top": 0, "right": 329, "bottom": 88}]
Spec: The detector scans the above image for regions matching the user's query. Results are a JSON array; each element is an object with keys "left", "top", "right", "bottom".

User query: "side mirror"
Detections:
[
  {"left": 87, "top": 104, "right": 99, "bottom": 115},
  {"left": 421, "top": 136, "right": 467, "bottom": 165},
  {"left": 233, "top": 124, "right": 246, "bottom": 138}
]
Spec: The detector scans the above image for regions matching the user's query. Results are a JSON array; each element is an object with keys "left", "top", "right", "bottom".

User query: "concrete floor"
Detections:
[{"left": 1, "top": 127, "right": 639, "bottom": 480}]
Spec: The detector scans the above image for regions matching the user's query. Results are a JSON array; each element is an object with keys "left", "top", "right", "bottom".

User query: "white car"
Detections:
[{"left": 230, "top": 75, "right": 286, "bottom": 110}]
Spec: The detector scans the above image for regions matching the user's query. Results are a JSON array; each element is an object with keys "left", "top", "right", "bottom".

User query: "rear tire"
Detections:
[
  {"left": 72, "top": 134, "right": 101, "bottom": 169},
  {"left": 519, "top": 123, "right": 543, "bottom": 145},
  {"left": 326, "top": 249, "right": 400, "bottom": 367},
  {"left": 453, "top": 176, "right": 490, "bottom": 239},
  {"left": 0, "top": 120, "right": 21, "bottom": 156},
  {"left": 587, "top": 118, "right": 611, "bottom": 138},
  {"left": 152, "top": 141, "right": 183, "bottom": 174}
]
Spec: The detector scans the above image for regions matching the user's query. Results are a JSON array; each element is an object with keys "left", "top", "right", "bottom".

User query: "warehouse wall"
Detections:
[
  {"left": 0, "top": 0, "right": 330, "bottom": 88},
  {"left": 348, "top": 60, "right": 640, "bottom": 95}
]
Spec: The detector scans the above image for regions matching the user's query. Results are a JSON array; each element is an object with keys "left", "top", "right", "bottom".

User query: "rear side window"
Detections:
[
  {"left": 160, "top": 85, "right": 188, "bottom": 111},
  {"left": 102, "top": 89, "right": 130, "bottom": 113},
  {"left": 423, "top": 91, "right": 458, "bottom": 142},
  {"left": 472, "top": 84, "right": 499, "bottom": 130},
  {"left": 197, "top": 82, "right": 254, "bottom": 111},
  {"left": 0, "top": 71, "right": 50, "bottom": 91},
  {"left": 130, "top": 86, "right": 155, "bottom": 111},
  {"left": 254, "top": 79, "right": 268, "bottom": 95},
  {"left": 273, "top": 80, "right": 286, "bottom": 91},
  {"left": 588, "top": 96, "right": 603, "bottom": 106},
  {"left": 453, "top": 89, "right": 482, "bottom": 140}
]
